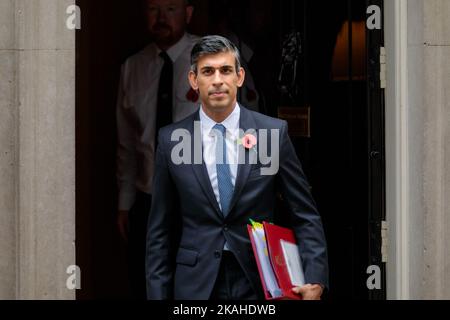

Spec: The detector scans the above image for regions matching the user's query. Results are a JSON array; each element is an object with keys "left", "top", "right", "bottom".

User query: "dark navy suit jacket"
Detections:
[{"left": 145, "top": 106, "right": 329, "bottom": 300}]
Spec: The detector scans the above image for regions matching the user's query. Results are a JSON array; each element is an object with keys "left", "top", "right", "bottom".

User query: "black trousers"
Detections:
[
  {"left": 127, "top": 191, "right": 152, "bottom": 300},
  {"left": 210, "top": 251, "right": 258, "bottom": 300}
]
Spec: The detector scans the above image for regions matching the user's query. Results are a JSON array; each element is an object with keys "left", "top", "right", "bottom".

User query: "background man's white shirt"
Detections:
[{"left": 116, "top": 33, "right": 200, "bottom": 210}]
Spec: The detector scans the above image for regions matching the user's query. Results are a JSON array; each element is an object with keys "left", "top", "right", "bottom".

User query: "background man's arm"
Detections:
[{"left": 116, "top": 62, "right": 138, "bottom": 241}]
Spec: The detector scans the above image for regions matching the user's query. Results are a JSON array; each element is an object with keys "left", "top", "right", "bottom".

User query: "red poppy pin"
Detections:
[{"left": 237, "top": 134, "right": 257, "bottom": 153}]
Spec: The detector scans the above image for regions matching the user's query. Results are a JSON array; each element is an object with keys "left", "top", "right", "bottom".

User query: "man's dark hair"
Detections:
[{"left": 190, "top": 35, "right": 242, "bottom": 75}]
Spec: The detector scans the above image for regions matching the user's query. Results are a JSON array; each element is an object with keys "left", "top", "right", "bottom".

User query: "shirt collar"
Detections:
[
  {"left": 199, "top": 103, "right": 241, "bottom": 140},
  {"left": 156, "top": 33, "right": 189, "bottom": 63}
]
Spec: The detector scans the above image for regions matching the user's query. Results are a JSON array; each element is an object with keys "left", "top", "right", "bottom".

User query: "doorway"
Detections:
[{"left": 76, "top": 0, "right": 386, "bottom": 299}]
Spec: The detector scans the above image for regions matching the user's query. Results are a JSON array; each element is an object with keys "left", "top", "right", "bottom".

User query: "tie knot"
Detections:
[
  {"left": 213, "top": 124, "right": 226, "bottom": 136},
  {"left": 159, "top": 51, "right": 172, "bottom": 64}
]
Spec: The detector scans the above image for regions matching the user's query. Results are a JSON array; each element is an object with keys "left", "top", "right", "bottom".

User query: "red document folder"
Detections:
[{"left": 247, "top": 221, "right": 302, "bottom": 300}]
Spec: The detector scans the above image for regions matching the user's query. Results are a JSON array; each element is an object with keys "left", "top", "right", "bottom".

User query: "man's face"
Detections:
[
  {"left": 145, "top": 0, "right": 193, "bottom": 48},
  {"left": 189, "top": 51, "right": 245, "bottom": 114}
]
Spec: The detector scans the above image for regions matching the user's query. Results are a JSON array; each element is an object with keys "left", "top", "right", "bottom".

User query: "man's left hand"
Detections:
[{"left": 292, "top": 284, "right": 324, "bottom": 300}]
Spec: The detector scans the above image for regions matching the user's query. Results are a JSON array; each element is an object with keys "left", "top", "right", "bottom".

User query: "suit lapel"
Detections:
[
  {"left": 189, "top": 111, "right": 222, "bottom": 216},
  {"left": 227, "top": 107, "right": 257, "bottom": 218}
]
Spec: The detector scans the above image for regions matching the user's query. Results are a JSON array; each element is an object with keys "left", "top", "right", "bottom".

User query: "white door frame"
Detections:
[{"left": 384, "top": 0, "right": 410, "bottom": 300}]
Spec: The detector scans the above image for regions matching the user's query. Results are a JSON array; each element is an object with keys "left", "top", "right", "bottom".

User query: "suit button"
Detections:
[
  {"left": 214, "top": 250, "right": 221, "bottom": 259},
  {"left": 223, "top": 224, "right": 229, "bottom": 231}
]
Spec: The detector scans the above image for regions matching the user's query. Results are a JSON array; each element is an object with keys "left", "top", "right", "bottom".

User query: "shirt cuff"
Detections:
[{"left": 118, "top": 190, "right": 136, "bottom": 211}]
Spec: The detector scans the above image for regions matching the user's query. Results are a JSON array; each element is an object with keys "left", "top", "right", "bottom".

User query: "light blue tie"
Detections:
[{"left": 213, "top": 124, "right": 234, "bottom": 217}]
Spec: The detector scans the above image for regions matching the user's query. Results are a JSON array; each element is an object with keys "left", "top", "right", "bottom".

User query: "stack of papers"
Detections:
[
  {"left": 248, "top": 220, "right": 306, "bottom": 300},
  {"left": 250, "top": 226, "right": 283, "bottom": 298}
]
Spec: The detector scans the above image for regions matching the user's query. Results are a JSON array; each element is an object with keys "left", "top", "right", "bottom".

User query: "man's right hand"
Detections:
[{"left": 117, "top": 210, "right": 129, "bottom": 242}]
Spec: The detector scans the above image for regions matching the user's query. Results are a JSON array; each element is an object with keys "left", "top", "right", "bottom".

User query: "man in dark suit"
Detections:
[{"left": 145, "top": 35, "right": 328, "bottom": 300}]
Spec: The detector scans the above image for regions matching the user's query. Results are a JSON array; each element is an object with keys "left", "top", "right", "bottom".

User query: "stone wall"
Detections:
[
  {"left": 385, "top": 0, "right": 450, "bottom": 300},
  {"left": 420, "top": 0, "right": 450, "bottom": 300},
  {"left": 0, "top": 0, "right": 75, "bottom": 299}
]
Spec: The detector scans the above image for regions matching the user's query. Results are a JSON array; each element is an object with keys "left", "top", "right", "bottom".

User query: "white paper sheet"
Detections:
[{"left": 280, "top": 240, "right": 305, "bottom": 287}]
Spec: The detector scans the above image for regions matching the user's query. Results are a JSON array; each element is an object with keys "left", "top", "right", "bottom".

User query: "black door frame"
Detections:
[
  {"left": 365, "top": 0, "right": 386, "bottom": 300},
  {"left": 338, "top": 0, "right": 386, "bottom": 299}
]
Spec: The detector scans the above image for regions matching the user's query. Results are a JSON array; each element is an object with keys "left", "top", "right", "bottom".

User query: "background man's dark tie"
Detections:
[{"left": 155, "top": 51, "right": 173, "bottom": 147}]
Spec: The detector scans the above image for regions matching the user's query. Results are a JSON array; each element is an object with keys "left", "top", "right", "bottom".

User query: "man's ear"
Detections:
[
  {"left": 236, "top": 67, "right": 246, "bottom": 88},
  {"left": 188, "top": 70, "right": 198, "bottom": 90},
  {"left": 185, "top": 6, "right": 194, "bottom": 24}
]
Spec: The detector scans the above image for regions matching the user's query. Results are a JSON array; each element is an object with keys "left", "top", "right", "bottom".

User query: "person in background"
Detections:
[{"left": 116, "top": 0, "right": 199, "bottom": 299}]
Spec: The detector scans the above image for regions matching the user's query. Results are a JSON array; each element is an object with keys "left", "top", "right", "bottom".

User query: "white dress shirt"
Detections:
[
  {"left": 116, "top": 33, "right": 200, "bottom": 210},
  {"left": 200, "top": 104, "right": 241, "bottom": 251},
  {"left": 199, "top": 104, "right": 240, "bottom": 211}
]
